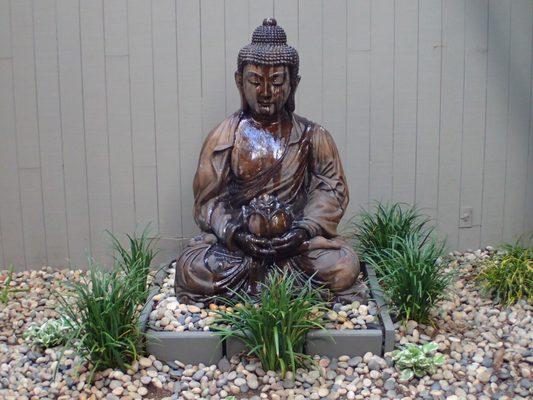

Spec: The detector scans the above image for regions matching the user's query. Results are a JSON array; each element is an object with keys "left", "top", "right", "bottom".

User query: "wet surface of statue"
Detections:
[{"left": 175, "top": 18, "right": 360, "bottom": 302}]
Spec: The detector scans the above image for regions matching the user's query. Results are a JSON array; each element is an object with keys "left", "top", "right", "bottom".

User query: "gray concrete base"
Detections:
[
  {"left": 365, "top": 265, "right": 395, "bottom": 354},
  {"left": 146, "top": 330, "right": 223, "bottom": 366},
  {"left": 225, "top": 336, "right": 249, "bottom": 360},
  {"left": 142, "top": 262, "right": 395, "bottom": 364},
  {"left": 305, "top": 329, "right": 382, "bottom": 357}
]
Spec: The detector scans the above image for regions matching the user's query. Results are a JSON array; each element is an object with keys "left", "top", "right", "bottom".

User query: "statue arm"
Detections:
[
  {"left": 294, "top": 125, "right": 349, "bottom": 238},
  {"left": 192, "top": 121, "right": 241, "bottom": 251}
]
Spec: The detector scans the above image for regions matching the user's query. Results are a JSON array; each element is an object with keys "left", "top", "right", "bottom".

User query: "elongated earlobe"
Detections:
[
  {"left": 235, "top": 72, "right": 248, "bottom": 112},
  {"left": 234, "top": 71, "right": 243, "bottom": 88}
]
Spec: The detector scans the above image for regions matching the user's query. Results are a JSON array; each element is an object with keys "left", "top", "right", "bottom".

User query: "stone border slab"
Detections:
[
  {"left": 305, "top": 328, "right": 382, "bottom": 357},
  {"left": 225, "top": 335, "right": 249, "bottom": 360},
  {"left": 304, "top": 263, "right": 394, "bottom": 358},
  {"left": 146, "top": 330, "right": 223, "bottom": 365},
  {"left": 365, "top": 264, "right": 395, "bottom": 353},
  {"left": 141, "top": 260, "right": 224, "bottom": 365},
  {"left": 139, "top": 261, "right": 169, "bottom": 332},
  {"left": 143, "top": 261, "right": 395, "bottom": 364}
]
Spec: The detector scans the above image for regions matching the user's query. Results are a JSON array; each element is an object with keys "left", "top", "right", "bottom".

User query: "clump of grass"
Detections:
[
  {"left": 476, "top": 241, "right": 532, "bottom": 306},
  {"left": 107, "top": 224, "right": 158, "bottom": 304},
  {"left": 1, "top": 266, "right": 29, "bottom": 304},
  {"left": 350, "top": 202, "right": 433, "bottom": 265},
  {"left": 367, "top": 234, "right": 453, "bottom": 323},
  {"left": 213, "top": 269, "right": 328, "bottom": 378},
  {"left": 56, "top": 262, "right": 146, "bottom": 381}
]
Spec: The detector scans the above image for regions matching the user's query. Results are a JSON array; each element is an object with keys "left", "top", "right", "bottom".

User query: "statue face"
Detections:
[{"left": 238, "top": 64, "right": 292, "bottom": 120}]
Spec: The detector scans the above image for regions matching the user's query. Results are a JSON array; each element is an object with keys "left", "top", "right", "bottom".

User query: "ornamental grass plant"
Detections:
[
  {"left": 351, "top": 202, "right": 433, "bottom": 266},
  {"left": 213, "top": 269, "right": 328, "bottom": 378},
  {"left": 107, "top": 224, "right": 158, "bottom": 304},
  {"left": 476, "top": 241, "right": 532, "bottom": 306},
  {"left": 56, "top": 262, "right": 146, "bottom": 381},
  {"left": 1, "top": 266, "right": 29, "bottom": 304},
  {"left": 367, "top": 234, "right": 453, "bottom": 323}
]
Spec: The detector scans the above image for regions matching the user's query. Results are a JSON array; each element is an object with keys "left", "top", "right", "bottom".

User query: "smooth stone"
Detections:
[
  {"left": 234, "top": 377, "right": 246, "bottom": 386},
  {"left": 306, "top": 370, "right": 320, "bottom": 384},
  {"left": 383, "top": 378, "right": 396, "bottom": 390},
  {"left": 218, "top": 357, "right": 231, "bottom": 373},
  {"left": 282, "top": 379, "right": 295, "bottom": 389},
  {"left": 478, "top": 368, "right": 491, "bottom": 383},
  {"left": 227, "top": 371, "right": 237, "bottom": 381},
  {"left": 169, "top": 369, "right": 183, "bottom": 378},
  {"left": 367, "top": 357, "right": 381, "bottom": 371},
  {"left": 138, "top": 387, "right": 148, "bottom": 396},
  {"left": 519, "top": 378, "right": 531, "bottom": 389},
  {"left": 348, "top": 357, "right": 362, "bottom": 367},
  {"left": 247, "top": 378, "right": 259, "bottom": 390},
  {"left": 140, "top": 376, "right": 151, "bottom": 385}
]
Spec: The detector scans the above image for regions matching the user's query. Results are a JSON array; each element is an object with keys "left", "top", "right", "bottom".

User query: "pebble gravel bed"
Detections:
[
  {"left": 0, "top": 247, "right": 531, "bottom": 399},
  {"left": 148, "top": 263, "right": 378, "bottom": 332}
]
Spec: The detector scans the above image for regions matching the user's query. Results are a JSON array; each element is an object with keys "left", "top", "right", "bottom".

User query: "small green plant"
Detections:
[
  {"left": 350, "top": 202, "right": 433, "bottom": 265},
  {"left": 476, "top": 241, "right": 532, "bottom": 306},
  {"left": 368, "top": 234, "right": 453, "bottom": 322},
  {"left": 23, "top": 316, "right": 73, "bottom": 349},
  {"left": 56, "top": 262, "right": 146, "bottom": 381},
  {"left": 391, "top": 342, "right": 445, "bottom": 381},
  {"left": 107, "top": 224, "right": 158, "bottom": 303},
  {"left": 213, "top": 269, "right": 328, "bottom": 378},
  {"left": 1, "top": 266, "right": 29, "bottom": 304}
]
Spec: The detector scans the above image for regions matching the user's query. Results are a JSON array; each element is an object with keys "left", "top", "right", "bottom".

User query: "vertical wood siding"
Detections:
[{"left": 0, "top": 0, "right": 531, "bottom": 269}]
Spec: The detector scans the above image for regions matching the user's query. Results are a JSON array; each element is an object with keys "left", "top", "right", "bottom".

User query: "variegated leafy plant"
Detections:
[
  {"left": 391, "top": 342, "right": 445, "bottom": 381},
  {"left": 23, "top": 316, "right": 73, "bottom": 349}
]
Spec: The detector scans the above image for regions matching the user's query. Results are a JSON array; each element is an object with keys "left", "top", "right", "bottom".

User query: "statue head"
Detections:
[{"left": 235, "top": 18, "right": 300, "bottom": 120}]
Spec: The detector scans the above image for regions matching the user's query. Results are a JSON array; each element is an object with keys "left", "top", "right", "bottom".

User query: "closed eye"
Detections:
[{"left": 270, "top": 73, "right": 286, "bottom": 86}]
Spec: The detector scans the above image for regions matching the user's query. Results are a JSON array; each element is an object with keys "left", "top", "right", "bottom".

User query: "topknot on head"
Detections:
[
  {"left": 251, "top": 17, "right": 287, "bottom": 45},
  {"left": 263, "top": 17, "right": 277, "bottom": 26}
]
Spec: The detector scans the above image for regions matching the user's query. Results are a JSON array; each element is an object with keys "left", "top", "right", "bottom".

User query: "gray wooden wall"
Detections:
[{"left": 1, "top": 0, "right": 532, "bottom": 270}]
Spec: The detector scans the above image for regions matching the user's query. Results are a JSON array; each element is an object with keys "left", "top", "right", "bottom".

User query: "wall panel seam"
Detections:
[
  {"left": 8, "top": 0, "right": 27, "bottom": 266},
  {"left": 30, "top": 0, "right": 48, "bottom": 264},
  {"left": 501, "top": 1, "right": 512, "bottom": 240},
  {"left": 56, "top": 0, "right": 71, "bottom": 263},
  {"left": 78, "top": 0, "right": 91, "bottom": 256},
  {"left": 102, "top": 0, "right": 114, "bottom": 234}
]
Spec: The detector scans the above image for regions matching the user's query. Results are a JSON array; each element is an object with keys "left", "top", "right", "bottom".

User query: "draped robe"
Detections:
[{"left": 175, "top": 111, "right": 359, "bottom": 302}]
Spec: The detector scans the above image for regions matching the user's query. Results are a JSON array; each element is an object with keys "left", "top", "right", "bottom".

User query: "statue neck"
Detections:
[{"left": 246, "top": 109, "right": 291, "bottom": 130}]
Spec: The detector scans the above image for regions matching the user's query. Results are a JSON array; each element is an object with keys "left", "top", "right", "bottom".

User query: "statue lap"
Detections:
[{"left": 175, "top": 233, "right": 360, "bottom": 303}]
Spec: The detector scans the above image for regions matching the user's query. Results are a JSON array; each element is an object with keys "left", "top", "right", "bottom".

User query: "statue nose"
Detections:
[{"left": 259, "top": 82, "right": 272, "bottom": 98}]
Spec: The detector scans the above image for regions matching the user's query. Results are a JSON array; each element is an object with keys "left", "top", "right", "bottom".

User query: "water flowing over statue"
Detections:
[{"left": 175, "top": 18, "right": 360, "bottom": 302}]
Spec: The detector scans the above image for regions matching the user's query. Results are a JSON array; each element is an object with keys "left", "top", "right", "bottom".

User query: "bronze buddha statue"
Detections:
[{"left": 175, "top": 18, "right": 360, "bottom": 302}]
